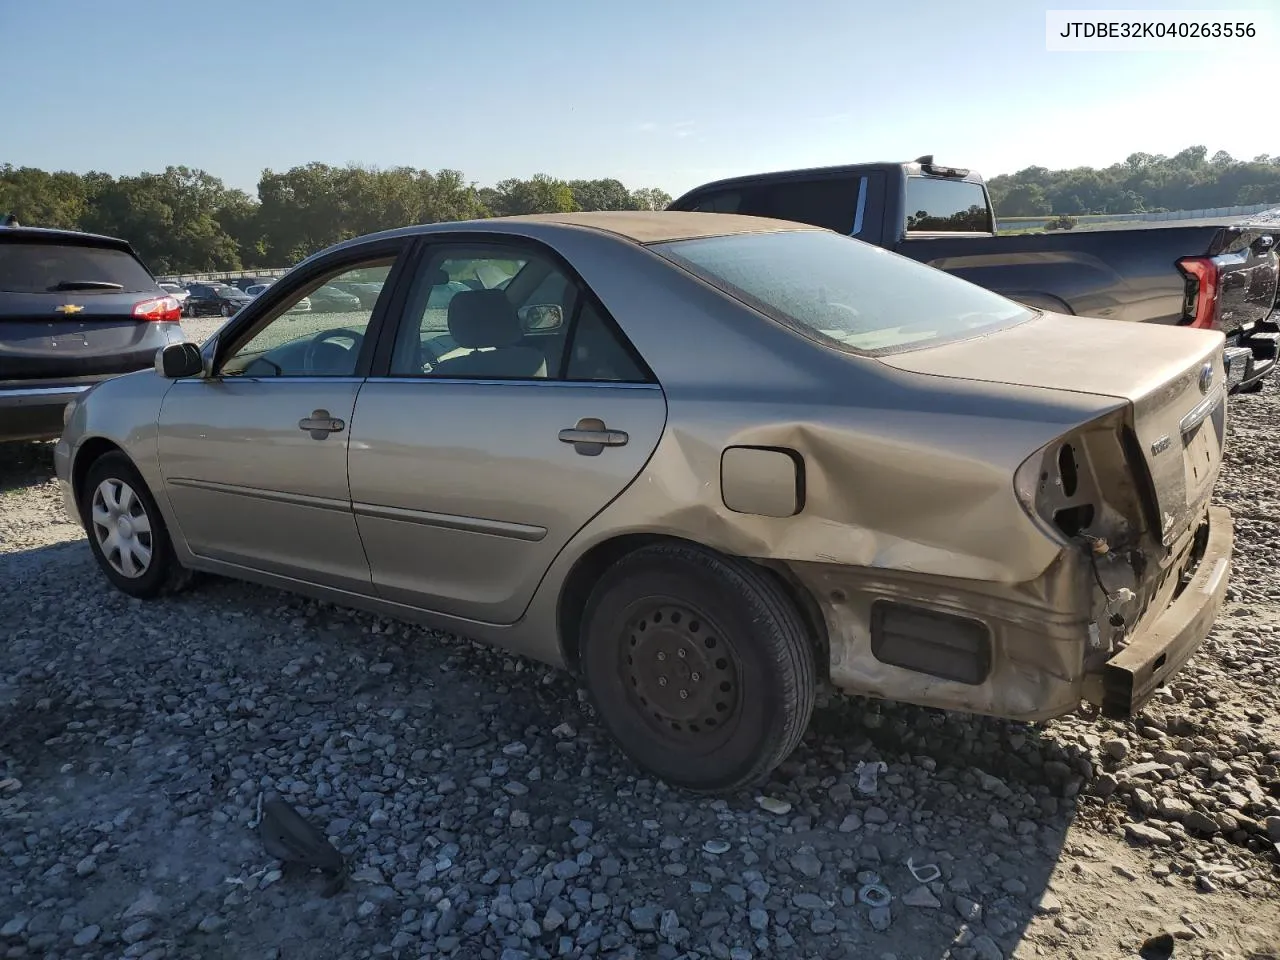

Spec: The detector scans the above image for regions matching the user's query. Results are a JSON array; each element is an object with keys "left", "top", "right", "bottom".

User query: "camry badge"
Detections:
[
  {"left": 1150, "top": 435, "right": 1171, "bottom": 456},
  {"left": 55, "top": 304, "right": 84, "bottom": 314},
  {"left": 1198, "top": 362, "right": 1213, "bottom": 394}
]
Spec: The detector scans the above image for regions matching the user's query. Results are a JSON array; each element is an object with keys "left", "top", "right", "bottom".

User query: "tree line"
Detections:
[
  {"left": 0, "top": 163, "right": 673, "bottom": 274},
  {"left": 6, "top": 146, "right": 1280, "bottom": 273},
  {"left": 988, "top": 146, "right": 1280, "bottom": 218}
]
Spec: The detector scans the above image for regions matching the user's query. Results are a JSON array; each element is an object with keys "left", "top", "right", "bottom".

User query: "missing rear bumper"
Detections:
[{"left": 1095, "top": 506, "right": 1232, "bottom": 718}]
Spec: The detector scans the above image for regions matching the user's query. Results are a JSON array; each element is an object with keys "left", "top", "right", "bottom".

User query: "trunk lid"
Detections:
[
  {"left": 0, "top": 291, "right": 176, "bottom": 379},
  {"left": 879, "top": 311, "right": 1226, "bottom": 547}
]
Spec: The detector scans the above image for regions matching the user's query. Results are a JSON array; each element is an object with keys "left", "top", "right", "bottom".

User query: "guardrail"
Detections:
[
  {"left": 157, "top": 267, "right": 293, "bottom": 284},
  {"left": 998, "top": 202, "right": 1280, "bottom": 232}
]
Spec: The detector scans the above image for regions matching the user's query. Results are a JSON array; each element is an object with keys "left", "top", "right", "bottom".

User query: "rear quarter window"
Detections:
[
  {"left": 654, "top": 229, "right": 1031, "bottom": 355},
  {"left": 0, "top": 242, "right": 157, "bottom": 294}
]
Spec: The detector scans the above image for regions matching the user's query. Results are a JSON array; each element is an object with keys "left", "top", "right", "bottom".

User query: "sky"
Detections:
[{"left": 1, "top": 0, "right": 1277, "bottom": 198}]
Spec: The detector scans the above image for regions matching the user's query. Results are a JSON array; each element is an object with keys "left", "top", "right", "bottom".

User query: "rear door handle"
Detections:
[
  {"left": 299, "top": 409, "right": 345, "bottom": 439},
  {"left": 559, "top": 417, "right": 628, "bottom": 456}
]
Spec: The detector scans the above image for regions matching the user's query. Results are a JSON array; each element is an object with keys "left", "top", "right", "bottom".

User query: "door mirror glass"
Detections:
[
  {"left": 155, "top": 342, "right": 203, "bottom": 379},
  {"left": 518, "top": 303, "right": 564, "bottom": 332}
]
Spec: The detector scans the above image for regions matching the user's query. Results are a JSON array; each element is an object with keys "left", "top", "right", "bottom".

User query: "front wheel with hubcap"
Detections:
[
  {"left": 580, "top": 542, "right": 816, "bottom": 793},
  {"left": 82, "top": 451, "right": 191, "bottom": 599}
]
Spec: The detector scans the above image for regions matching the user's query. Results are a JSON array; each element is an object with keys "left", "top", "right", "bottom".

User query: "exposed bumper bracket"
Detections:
[{"left": 1097, "top": 506, "right": 1232, "bottom": 718}]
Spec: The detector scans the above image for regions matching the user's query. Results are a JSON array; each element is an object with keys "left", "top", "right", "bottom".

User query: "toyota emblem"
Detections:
[{"left": 1198, "top": 362, "right": 1213, "bottom": 394}]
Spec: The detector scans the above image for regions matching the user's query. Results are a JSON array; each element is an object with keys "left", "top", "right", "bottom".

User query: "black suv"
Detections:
[
  {"left": 0, "top": 223, "right": 185, "bottom": 443},
  {"left": 183, "top": 282, "right": 252, "bottom": 317}
]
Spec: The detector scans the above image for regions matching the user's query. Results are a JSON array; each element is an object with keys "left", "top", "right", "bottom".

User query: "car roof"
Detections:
[
  {"left": 0, "top": 224, "right": 134, "bottom": 250},
  {"left": 494, "top": 211, "right": 823, "bottom": 243},
  {"left": 319, "top": 211, "right": 822, "bottom": 261}
]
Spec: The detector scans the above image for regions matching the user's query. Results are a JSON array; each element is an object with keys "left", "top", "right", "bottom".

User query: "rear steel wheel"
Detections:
[
  {"left": 623, "top": 602, "right": 741, "bottom": 744},
  {"left": 581, "top": 542, "right": 816, "bottom": 793}
]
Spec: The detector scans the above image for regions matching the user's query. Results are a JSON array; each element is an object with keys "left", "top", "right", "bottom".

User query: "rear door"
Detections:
[
  {"left": 348, "top": 237, "right": 667, "bottom": 624},
  {"left": 0, "top": 237, "right": 182, "bottom": 381}
]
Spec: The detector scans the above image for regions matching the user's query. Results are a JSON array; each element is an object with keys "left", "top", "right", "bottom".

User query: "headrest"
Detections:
[{"left": 447, "top": 289, "right": 522, "bottom": 349}]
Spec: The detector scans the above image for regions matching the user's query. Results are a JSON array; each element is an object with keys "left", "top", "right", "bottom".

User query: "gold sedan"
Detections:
[{"left": 55, "top": 212, "right": 1232, "bottom": 792}]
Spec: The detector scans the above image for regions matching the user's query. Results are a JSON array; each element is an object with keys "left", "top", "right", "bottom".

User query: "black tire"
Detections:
[
  {"left": 580, "top": 542, "right": 816, "bottom": 793},
  {"left": 80, "top": 451, "right": 192, "bottom": 600}
]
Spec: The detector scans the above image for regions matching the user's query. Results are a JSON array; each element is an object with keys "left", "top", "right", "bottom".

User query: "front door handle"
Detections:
[
  {"left": 559, "top": 417, "right": 628, "bottom": 456},
  {"left": 299, "top": 409, "right": 346, "bottom": 440}
]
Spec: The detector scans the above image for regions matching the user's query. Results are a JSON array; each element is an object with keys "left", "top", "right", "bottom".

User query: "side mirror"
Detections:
[
  {"left": 155, "top": 342, "right": 204, "bottom": 379},
  {"left": 518, "top": 303, "right": 564, "bottom": 332}
]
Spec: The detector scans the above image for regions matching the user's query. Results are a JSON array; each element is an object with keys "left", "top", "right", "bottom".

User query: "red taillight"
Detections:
[
  {"left": 133, "top": 296, "right": 182, "bottom": 322},
  {"left": 1176, "top": 256, "right": 1220, "bottom": 330}
]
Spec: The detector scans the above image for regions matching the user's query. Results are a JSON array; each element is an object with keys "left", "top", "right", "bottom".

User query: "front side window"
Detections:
[
  {"left": 904, "top": 177, "right": 992, "bottom": 233},
  {"left": 654, "top": 229, "right": 1032, "bottom": 354},
  {"left": 221, "top": 260, "right": 394, "bottom": 377}
]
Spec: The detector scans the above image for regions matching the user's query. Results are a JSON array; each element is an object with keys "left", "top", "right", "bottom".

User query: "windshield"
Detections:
[
  {"left": 0, "top": 242, "right": 156, "bottom": 294},
  {"left": 653, "top": 230, "right": 1032, "bottom": 354}
]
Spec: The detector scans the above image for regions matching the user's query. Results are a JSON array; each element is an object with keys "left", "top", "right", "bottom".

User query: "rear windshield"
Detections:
[
  {"left": 0, "top": 241, "right": 156, "bottom": 294},
  {"left": 653, "top": 229, "right": 1032, "bottom": 354},
  {"left": 904, "top": 177, "right": 992, "bottom": 233}
]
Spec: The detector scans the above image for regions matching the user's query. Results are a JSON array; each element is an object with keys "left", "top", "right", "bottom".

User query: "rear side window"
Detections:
[
  {"left": 683, "top": 178, "right": 862, "bottom": 234},
  {"left": 904, "top": 178, "right": 992, "bottom": 233},
  {"left": 686, "top": 191, "right": 742, "bottom": 214},
  {"left": 0, "top": 242, "right": 156, "bottom": 294},
  {"left": 654, "top": 229, "right": 1032, "bottom": 355},
  {"left": 739, "top": 178, "right": 861, "bottom": 233}
]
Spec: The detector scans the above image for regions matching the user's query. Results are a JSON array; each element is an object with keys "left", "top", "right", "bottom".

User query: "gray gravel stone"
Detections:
[
  {"left": 122, "top": 919, "right": 155, "bottom": 944},
  {"left": 72, "top": 925, "right": 101, "bottom": 947}
]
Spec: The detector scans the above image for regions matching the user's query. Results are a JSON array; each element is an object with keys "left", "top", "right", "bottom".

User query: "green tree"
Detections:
[
  {"left": 994, "top": 183, "right": 1050, "bottom": 217},
  {"left": 568, "top": 178, "right": 635, "bottom": 211},
  {"left": 79, "top": 166, "right": 241, "bottom": 274},
  {"left": 630, "top": 187, "right": 673, "bottom": 211}
]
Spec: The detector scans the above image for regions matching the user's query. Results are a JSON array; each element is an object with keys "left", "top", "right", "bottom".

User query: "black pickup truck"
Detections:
[{"left": 669, "top": 157, "right": 1280, "bottom": 392}]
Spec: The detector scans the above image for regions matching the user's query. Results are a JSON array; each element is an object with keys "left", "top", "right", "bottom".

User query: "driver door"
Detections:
[{"left": 156, "top": 244, "right": 407, "bottom": 592}]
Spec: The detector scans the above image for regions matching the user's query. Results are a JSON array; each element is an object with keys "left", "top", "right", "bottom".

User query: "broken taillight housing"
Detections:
[
  {"left": 1013, "top": 410, "right": 1155, "bottom": 550},
  {"left": 1014, "top": 435, "right": 1096, "bottom": 541},
  {"left": 1176, "top": 256, "right": 1220, "bottom": 330},
  {"left": 133, "top": 296, "right": 182, "bottom": 322}
]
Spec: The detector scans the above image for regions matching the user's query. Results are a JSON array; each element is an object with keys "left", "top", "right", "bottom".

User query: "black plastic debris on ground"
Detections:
[{"left": 258, "top": 795, "right": 347, "bottom": 897}]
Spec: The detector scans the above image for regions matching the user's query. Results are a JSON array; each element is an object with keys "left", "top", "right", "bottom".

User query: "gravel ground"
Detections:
[{"left": 1, "top": 329, "right": 1279, "bottom": 960}]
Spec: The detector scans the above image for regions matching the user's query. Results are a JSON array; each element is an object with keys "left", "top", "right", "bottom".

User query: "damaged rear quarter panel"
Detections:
[{"left": 515, "top": 227, "right": 1127, "bottom": 716}]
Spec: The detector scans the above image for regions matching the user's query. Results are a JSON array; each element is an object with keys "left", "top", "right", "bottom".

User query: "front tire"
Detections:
[
  {"left": 81, "top": 452, "right": 191, "bottom": 599},
  {"left": 580, "top": 542, "right": 816, "bottom": 793}
]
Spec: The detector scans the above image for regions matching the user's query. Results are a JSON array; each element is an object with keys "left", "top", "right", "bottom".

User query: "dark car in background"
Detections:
[
  {"left": 329, "top": 280, "right": 383, "bottom": 309},
  {"left": 307, "top": 283, "right": 363, "bottom": 312},
  {"left": 183, "top": 282, "right": 252, "bottom": 318},
  {"left": 229, "top": 276, "right": 275, "bottom": 292},
  {"left": 0, "top": 224, "right": 185, "bottom": 442}
]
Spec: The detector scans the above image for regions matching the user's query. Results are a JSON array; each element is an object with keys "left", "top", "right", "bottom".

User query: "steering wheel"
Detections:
[{"left": 303, "top": 327, "right": 364, "bottom": 374}]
